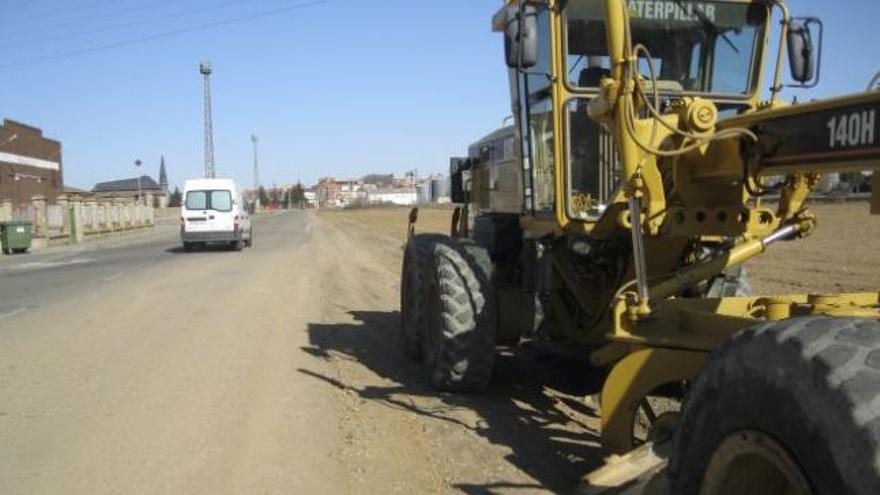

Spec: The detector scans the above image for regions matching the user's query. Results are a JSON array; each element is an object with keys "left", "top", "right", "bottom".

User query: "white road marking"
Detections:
[
  {"left": 0, "top": 307, "right": 28, "bottom": 321},
  {"left": 104, "top": 272, "right": 124, "bottom": 282},
  {"left": 7, "top": 258, "right": 93, "bottom": 271}
]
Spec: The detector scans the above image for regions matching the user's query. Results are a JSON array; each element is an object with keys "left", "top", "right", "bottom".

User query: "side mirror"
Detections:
[
  {"left": 502, "top": 5, "right": 538, "bottom": 70},
  {"left": 787, "top": 17, "right": 822, "bottom": 88}
]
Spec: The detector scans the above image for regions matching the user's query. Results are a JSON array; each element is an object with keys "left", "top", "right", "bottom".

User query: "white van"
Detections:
[{"left": 180, "top": 178, "right": 253, "bottom": 251}]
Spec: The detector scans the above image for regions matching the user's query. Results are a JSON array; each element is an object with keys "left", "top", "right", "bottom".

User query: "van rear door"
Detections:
[
  {"left": 183, "top": 190, "right": 212, "bottom": 233},
  {"left": 209, "top": 190, "right": 235, "bottom": 232},
  {"left": 184, "top": 188, "right": 235, "bottom": 233}
]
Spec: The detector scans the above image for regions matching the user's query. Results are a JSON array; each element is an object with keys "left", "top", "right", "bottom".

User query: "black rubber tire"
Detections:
[
  {"left": 183, "top": 242, "right": 193, "bottom": 253},
  {"left": 247, "top": 227, "right": 254, "bottom": 247},
  {"left": 423, "top": 237, "right": 497, "bottom": 392},
  {"left": 399, "top": 233, "right": 446, "bottom": 361},
  {"left": 670, "top": 317, "right": 880, "bottom": 495},
  {"left": 231, "top": 239, "right": 243, "bottom": 251}
]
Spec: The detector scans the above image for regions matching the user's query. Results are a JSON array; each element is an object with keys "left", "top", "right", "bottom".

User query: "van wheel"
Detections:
[
  {"left": 232, "top": 240, "right": 243, "bottom": 251},
  {"left": 183, "top": 242, "right": 193, "bottom": 252},
  {"left": 247, "top": 227, "right": 254, "bottom": 247}
]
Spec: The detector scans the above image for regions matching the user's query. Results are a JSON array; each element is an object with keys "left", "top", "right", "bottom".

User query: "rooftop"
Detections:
[{"left": 93, "top": 175, "right": 162, "bottom": 193}]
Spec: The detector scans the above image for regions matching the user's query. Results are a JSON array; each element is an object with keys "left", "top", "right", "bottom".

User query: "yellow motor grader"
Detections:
[{"left": 400, "top": 0, "right": 880, "bottom": 492}]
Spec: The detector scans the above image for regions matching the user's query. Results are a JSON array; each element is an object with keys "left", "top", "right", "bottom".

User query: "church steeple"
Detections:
[{"left": 159, "top": 156, "right": 168, "bottom": 188}]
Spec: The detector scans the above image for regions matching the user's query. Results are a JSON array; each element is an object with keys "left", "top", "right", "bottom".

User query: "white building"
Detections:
[{"left": 367, "top": 189, "right": 418, "bottom": 206}]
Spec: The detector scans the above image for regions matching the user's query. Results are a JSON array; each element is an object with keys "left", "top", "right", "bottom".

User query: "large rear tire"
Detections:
[
  {"left": 399, "top": 233, "right": 445, "bottom": 361},
  {"left": 423, "top": 238, "right": 496, "bottom": 392},
  {"left": 670, "top": 317, "right": 880, "bottom": 495}
]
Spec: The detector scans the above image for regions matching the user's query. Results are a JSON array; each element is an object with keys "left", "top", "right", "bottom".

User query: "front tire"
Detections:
[
  {"left": 423, "top": 238, "right": 496, "bottom": 392},
  {"left": 670, "top": 317, "right": 880, "bottom": 495},
  {"left": 399, "top": 233, "right": 445, "bottom": 361}
]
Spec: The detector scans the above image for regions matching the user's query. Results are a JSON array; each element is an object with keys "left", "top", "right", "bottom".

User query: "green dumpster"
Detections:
[{"left": 1, "top": 220, "right": 33, "bottom": 254}]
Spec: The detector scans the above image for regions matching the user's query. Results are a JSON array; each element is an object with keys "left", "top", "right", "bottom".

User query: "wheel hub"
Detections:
[{"left": 700, "top": 430, "right": 813, "bottom": 495}]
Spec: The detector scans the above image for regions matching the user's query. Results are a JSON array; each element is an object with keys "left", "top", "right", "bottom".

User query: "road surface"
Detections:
[{"left": 0, "top": 211, "right": 601, "bottom": 495}]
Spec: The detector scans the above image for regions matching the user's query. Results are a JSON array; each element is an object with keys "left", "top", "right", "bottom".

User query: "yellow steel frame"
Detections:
[
  {"left": 499, "top": 0, "right": 880, "bottom": 454},
  {"left": 601, "top": 348, "right": 707, "bottom": 454}
]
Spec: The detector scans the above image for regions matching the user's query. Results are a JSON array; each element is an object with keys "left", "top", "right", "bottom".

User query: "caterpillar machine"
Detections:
[{"left": 400, "top": 0, "right": 880, "bottom": 493}]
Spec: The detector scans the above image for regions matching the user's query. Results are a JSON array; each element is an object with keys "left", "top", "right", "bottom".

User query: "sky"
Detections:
[{"left": 0, "top": 0, "right": 877, "bottom": 190}]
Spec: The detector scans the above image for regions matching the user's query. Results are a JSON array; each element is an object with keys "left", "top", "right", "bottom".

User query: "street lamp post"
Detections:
[{"left": 134, "top": 159, "right": 143, "bottom": 204}]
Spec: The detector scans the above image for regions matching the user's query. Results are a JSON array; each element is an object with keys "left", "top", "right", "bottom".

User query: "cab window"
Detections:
[{"left": 519, "top": 6, "right": 556, "bottom": 214}]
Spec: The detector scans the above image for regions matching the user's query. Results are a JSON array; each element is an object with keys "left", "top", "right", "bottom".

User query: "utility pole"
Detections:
[
  {"left": 200, "top": 61, "right": 215, "bottom": 178},
  {"left": 134, "top": 159, "right": 143, "bottom": 203},
  {"left": 251, "top": 134, "right": 259, "bottom": 189}
]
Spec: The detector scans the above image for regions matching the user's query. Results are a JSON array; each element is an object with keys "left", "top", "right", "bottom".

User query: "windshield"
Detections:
[
  {"left": 565, "top": 0, "right": 768, "bottom": 96},
  {"left": 185, "top": 190, "right": 233, "bottom": 212}
]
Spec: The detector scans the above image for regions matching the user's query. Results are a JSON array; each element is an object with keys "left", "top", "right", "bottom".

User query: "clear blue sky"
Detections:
[{"left": 0, "top": 0, "right": 876, "bottom": 190}]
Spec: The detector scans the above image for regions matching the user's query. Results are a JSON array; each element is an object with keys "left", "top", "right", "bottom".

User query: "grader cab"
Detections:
[{"left": 401, "top": 0, "right": 880, "bottom": 492}]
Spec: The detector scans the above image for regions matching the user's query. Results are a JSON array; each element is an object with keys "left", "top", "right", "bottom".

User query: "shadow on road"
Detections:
[
  {"left": 300, "top": 310, "right": 607, "bottom": 494},
  {"left": 164, "top": 244, "right": 242, "bottom": 254}
]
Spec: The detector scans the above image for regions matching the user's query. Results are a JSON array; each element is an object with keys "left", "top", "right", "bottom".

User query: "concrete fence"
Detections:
[{"left": 0, "top": 192, "right": 156, "bottom": 249}]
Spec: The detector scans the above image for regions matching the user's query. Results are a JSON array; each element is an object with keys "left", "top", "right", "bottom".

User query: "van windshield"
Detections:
[{"left": 185, "top": 190, "right": 233, "bottom": 212}]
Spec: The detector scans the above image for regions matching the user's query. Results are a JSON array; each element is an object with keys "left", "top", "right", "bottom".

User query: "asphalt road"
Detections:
[
  {"left": 0, "top": 223, "right": 181, "bottom": 323},
  {"left": 0, "top": 211, "right": 348, "bottom": 494},
  {"left": 0, "top": 210, "right": 601, "bottom": 494}
]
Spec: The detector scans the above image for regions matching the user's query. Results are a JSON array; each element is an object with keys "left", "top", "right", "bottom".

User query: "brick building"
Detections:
[{"left": 0, "top": 119, "right": 63, "bottom": 207}]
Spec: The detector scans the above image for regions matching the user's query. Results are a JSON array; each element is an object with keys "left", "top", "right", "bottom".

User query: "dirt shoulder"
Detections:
[{"left": 309, "top": 208, "right": 603, "bottom": 493}]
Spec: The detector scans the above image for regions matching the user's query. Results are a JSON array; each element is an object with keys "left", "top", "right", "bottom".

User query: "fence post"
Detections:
[
  {"left": 31, "top": 194, "right": 46, "bottom": 237},
  {"left": 87, "top": 198, "right": 99, "bottom": 233},
  {"left": 0, "top": 200, "right": 11, "bottom": 223},
  {"left": 100, "top": 200, "right": 110, "bottom": 232},
  {"left": 144, "top": 192, "right": 153, "bottom": 226},
  {"left": 56, "top": 195, "right": 69, "bottom": 240},
  {"left": 111, "top": 197, "right": 123, "bottom": 231},
  {"left": 69, "top": 196, "right": 84, "bottom": 244}
]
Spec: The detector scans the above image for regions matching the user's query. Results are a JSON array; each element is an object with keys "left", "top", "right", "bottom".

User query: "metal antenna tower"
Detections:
[
  {"left": 251, "top": 134, "right": 259, "bottom": 189},
  {"left": 200, "top": 61, "right": 215, "bottom": 178}
]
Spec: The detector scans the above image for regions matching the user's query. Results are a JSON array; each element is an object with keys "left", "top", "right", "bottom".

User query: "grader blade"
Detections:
[{"left": 579, "top": 440, "right": 670, "bottom": 495}]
